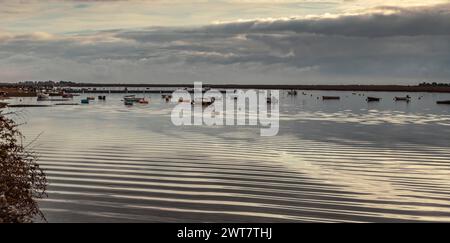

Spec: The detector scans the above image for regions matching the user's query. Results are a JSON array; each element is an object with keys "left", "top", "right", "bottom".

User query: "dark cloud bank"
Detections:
[{"left": 1, "top": 3, "right": 450, "bottom": 84}]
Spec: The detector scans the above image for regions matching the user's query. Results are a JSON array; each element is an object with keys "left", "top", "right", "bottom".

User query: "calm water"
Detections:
[{"left": 5, "top": 90, "right": 450, "bottom": 222}]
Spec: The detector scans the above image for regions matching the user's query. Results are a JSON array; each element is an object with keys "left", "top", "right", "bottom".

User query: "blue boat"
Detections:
[{"left": 81, "top": 99, "right": 89, "bottom": 104}]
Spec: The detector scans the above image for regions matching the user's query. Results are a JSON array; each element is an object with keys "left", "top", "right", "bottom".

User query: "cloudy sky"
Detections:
[{"left": 1, "top": 0, "right": 450, "bottom": 84}]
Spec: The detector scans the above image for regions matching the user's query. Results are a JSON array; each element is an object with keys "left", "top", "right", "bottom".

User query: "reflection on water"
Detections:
[{"left": 5, "top": 90, "right": 450, "bottom": 222}]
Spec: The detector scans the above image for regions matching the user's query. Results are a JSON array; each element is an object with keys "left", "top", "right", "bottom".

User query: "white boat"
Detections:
[
  {"left": 37, "top": 93, "right": 50, "bottom": 101},
  {"left": 202, "top": 97, "right": 215, "bottom": 106},
  {"left": 192, "top": 98, "right": 215, "bottom": 106}
]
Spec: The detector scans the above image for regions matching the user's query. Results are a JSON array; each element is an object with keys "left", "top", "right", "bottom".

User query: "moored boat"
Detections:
[
  {"left": 191, "top": 98, "right": 215, "bottom": 106},
  {"left": 138, "top": 98, "right": 149, "bottom": 104},
  {"left": 49, "top": 92, "right": 63, "bottom": 96},
  {"left": 62, "top": 93, "right": 74, "bottom": 99},
  {"left": 322, "top": 96, "right": 340, "bottom": 100},
  {"left": 81, "top": 99, "right": 89, "bottom": 104},
  {"left": 8, "top": 104, "right": 52, "bottom": 108},
  {"left": 202, "top": 97, "right": 215, "bottom": 106},
  {"left": 37, "top": 93, "right": 50, "bottom": 101},
  {"left": 124, "top": 95, "right": 141, "bottom": 102},
  {"left": 394, "top": 95, "right": 411, "bottom": 102},
  {"left": 367, "top": 97, "right": 381, "bottom": 102},
  {"left": 55, "top": 103, "right": 79, "bottom": 106},
  {"left": 437, "top": 100, "right": 450, "bottom": 105}
]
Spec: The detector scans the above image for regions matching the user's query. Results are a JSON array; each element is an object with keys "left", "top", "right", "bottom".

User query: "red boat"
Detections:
[{"left": 138, "top": 98, "right": 149, "bottom": 104}]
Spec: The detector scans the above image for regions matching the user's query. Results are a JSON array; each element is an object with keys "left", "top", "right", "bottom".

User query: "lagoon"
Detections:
[{"left": 5, "top": 90, "right": 450, "bottom": 222}]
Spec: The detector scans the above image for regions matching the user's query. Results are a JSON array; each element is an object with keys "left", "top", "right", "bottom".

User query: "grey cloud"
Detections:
[
  {"left": 1, "top": 3, "right": 450, "bottom": 84},
  {"left": 202, "top": 4, "right": 450, "bottom": 37}
]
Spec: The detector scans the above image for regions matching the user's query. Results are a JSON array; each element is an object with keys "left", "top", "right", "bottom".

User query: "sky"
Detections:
[{"left": 1, "top": 0, "right": 450, "bottom": 84}]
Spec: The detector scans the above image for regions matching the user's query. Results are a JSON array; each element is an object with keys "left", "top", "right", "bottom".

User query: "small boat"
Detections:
[
  {"left": 138, "top": 98, "right": 149, "bottom": 104},
  {"left": 55, "top": 103, "right": 79, "bottom": 106},
  {"left": 8, "top": 104, "right": 52, "bottom": 108},
  {"left": 437, "top": 100, "right": 450, "bottom": 105},
  {"left": 49, "top": 92, "right": 62, "bottom": 97},
  {"left": 322, "top": 96, "right": 340, "bottom": 100},
  {"left": 287, "top": 90, "right": 298, "bottom": 96},
  {"left": 124, "top": 101, "right": 134, "bottom": 106},
  {"left": 202, "top": 98, "right": 215, "bottom": 106},
  {"left": 62, "top": 93, "right": 74, "bottom": 99},
  {"left": 98, "top": 96, "right": 106, "bottom": 100},
  {"left": 191, "top": 98, "right": 214, "bottom": 106},
  {"left": 87, "top": 96, "right": 95, "bottom": 101},
  {"left": 81, "top": 99, "right": 89, "bottom": 104},
  {"left": 394, "top": 95, "right": 411, "bottom": 102},
  {"left": 37, "top": 93, "right": 50, "bottom": 101},
  {"left": 367, "top": 97, "right": 381, "bottom": 102},
  {"left": 124, "top": 95, "right": 141, "bottom": 102}
]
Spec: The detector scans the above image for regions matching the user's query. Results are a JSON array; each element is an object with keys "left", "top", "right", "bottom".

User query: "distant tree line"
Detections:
[
  {"left": 419, "top": 82, "right": 450, "bottom": 87},
  {"left": 16, "top": 80, "right": 78, "bottom": 87}
]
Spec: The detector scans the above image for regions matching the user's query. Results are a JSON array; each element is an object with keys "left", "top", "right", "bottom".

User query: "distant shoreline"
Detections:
[{"left": 2, "top": 83, "right": 450, "bottom": 96}]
